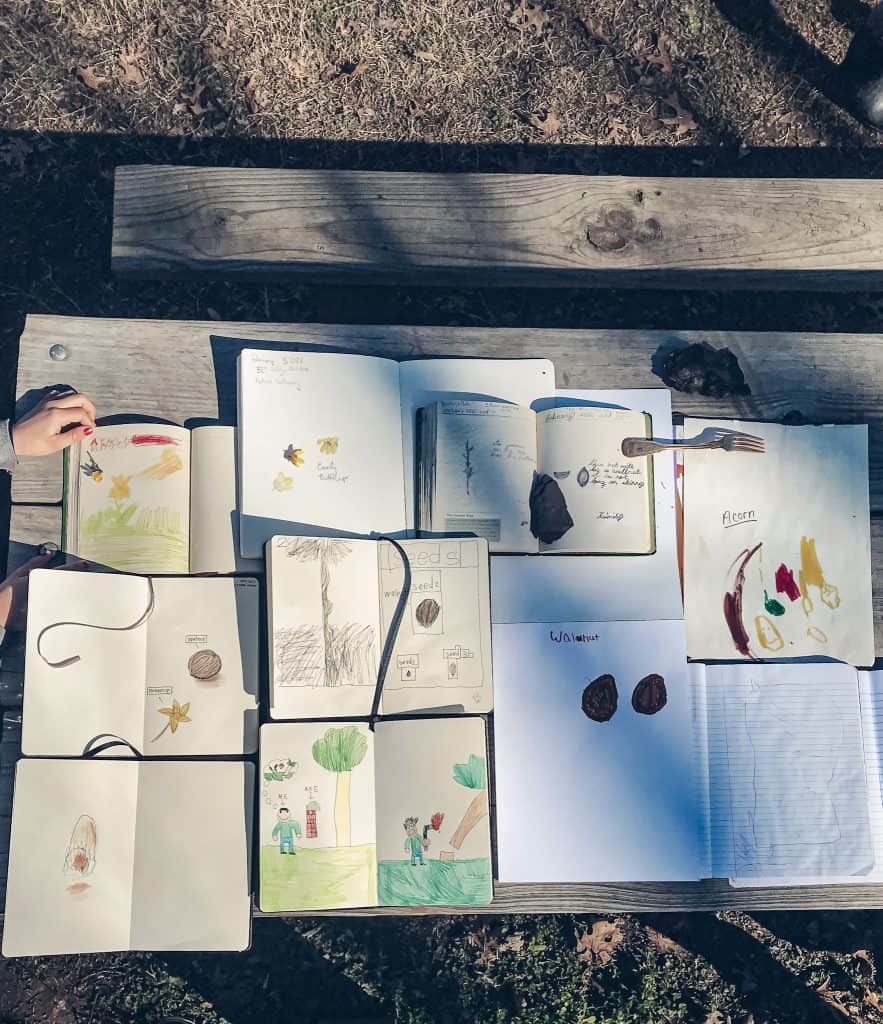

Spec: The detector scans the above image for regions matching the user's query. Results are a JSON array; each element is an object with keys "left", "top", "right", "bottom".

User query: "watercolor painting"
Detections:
[
  {"left": 261, "top": 725, "right": 376, "bottom": 911},
  {"left": 722, "top": 536, "right": 844, "bottom": 660},
  {"left": 274, "top": 538, "right": 377, "bottom": 689},
  {"left": 150, "top": 698, "right": 192, "bottom": 742},
  {"left": 317, "top": 437, "right": 339, "bottom": 454},
  {"left": 273, "top": 472, "right": 293, "bottom": 492},
  {"left": 63, "top": 814, "right": 97, "bottom": 895},
  {"left": 378, "top": 753, "right": 491, "bottom": 906}
]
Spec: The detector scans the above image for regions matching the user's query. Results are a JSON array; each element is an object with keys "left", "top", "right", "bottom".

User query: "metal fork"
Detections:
[{"left": 621, "top": 433, "right": 766, "bottom": 458}]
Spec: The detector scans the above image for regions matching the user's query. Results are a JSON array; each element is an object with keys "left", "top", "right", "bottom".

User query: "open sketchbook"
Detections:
[
  {"left": 237, "top": 348, "right": 554, "bottom": 556},
  {"left": 23, "top": 570, "right": 259, "bottom": 755},
  {"left": 259, "top": 718, "right": 492, "bottom": 911},
  {"left": 417, "top": 402, "right": 655, "bottom": 554},
  {"left": 268, "top": 536, "right": 492, "bottom": 718},
  {"left": 495, "top": 625, "right": 883, "bottom": 885},
  {"left": 682, "top": 419, "right": 874, "bottom": 666},
  {"left": 63, "top": 423, "right": 260, "bottom": 575},
  {"left": 2, "top": 760, "right": 253, "bottom": 956}
]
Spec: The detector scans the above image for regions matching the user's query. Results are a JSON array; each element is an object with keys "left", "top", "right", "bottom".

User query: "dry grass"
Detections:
[{"left": 0, "top": 0, "right": 874, "bottom": 147}]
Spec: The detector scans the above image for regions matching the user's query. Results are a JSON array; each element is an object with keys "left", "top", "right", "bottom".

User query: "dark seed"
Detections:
[
  {"left": 577, "top": 466, "right": 590, "bottom": 487},
  {"left": 631, "top": 673, "right": 667, "bottom": 715},
  {"left": 415, "top": 598, "right": 440, "bottom": 627},
  {"left": 582, "top": 674, "right": 618, "bottom": 722}
]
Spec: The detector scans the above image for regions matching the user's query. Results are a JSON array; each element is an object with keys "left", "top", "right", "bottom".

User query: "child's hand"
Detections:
[
  {"left": 0, "top": 553, "right": 89, "bottom": 632},
  {"left": 12, "top": 392, "right": 96, "bottom": 457}
]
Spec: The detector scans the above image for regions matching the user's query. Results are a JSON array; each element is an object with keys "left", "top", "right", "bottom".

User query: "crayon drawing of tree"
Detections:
[
  {"left": 448, "top": 754, "right": 488, "bottom": 856},
  {"left": 312, "top": 726, "right": 368, "bottom": 847}
]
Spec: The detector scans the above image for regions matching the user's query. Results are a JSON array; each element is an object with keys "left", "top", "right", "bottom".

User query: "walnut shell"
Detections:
[
  {"left": 188, "top": 649, "right": 222, "bottom": 680},
  {"left": 631, "top": 673, "right": 667, "bottom": 715},
  {"left": 581, "top": 673, "right": 618, "bottom": 723},
  {"left": 415, "top": 598, "right": 440, "bottom": 627}
]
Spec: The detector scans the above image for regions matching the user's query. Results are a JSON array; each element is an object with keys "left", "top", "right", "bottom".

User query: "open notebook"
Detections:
[
  {"left": 24, "top": 570, "right": 259, "bottom": 756},
  {"left": 682, "top": 419, "right": 874, "bottom": 666},
  {"left": 267, "top": 536, "right": 492, "bottom": 718},
  {"left": 417, "top": 401, "right": 655, "bottom": 554},
  {"left": 63, "top": 424, "right": 259, "bottom": 574},
  {"left": 2, "top": 760, "right": 253, "bottom": 956},
  {"left": 259, "top": 718, "right": 492, "bottom": 911},
  {"left": 237, "top": 348, "right": 554, "bottom": 556},
  {"left": 493, "top": 623, "right": 883, "bottom": 885}
]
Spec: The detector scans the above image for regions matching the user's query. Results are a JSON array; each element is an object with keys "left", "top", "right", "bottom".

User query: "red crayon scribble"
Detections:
[
  {"left": 723, "top": 542, "right": 762, "bottom": 658},
  {"left": 131, "top": 434, "right": 178, "bottom": 446},
  {"left": 775, "top": 563, "right": 801, "bottom": 602}
]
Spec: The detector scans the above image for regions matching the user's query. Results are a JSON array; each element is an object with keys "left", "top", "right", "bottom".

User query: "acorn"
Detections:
[
  {"left": 415, "top": 598, "right": 441, "bottom": 628},
  {"left": 188, "top": 649, "right": 222, "bottom": 681},
  {"left": 631, "top": 673, "right": 667, "bottom": 715},
  {"left": 581, "top": 674, "right": 618, "bottom": 723}
]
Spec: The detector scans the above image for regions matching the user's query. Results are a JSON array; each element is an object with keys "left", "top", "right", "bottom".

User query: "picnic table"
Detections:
[{"left": 3, "top": 311, "right": 883, "bottom": 917}]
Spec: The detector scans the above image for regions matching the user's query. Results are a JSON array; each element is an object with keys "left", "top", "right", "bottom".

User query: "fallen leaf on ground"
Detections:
[
  {"left": 605, "top": 92, "right": 623, "bottom": 104},
  {"left": 500, "top": 933, "right": 525, "bottom": 953},
  {"left": 866, "top": 989, "right": 883, "bottom": 1010},
  {"left": 854, "top": 949, "right": 875, "bottom": 980},
  {"left": 76, "top": 66, "right": 108, "bottom": 90},
  {"left": 179, "top": 80, "right": 212, "bottom": 117},
  {"left": 321, "top": 61, "right": 368, "bottom": 83},
  {"left": 579, "top": 16, "right": 610, "bottom": 45},
  {"left": 645, "top": 925, "right": 688, "bottom": 957},
  {"left": 646, "top": 32, "right": 673, "bottom": 73},
  {"left": 116, "top": 47, "right": 145, "bottom": 87},
  {"left": 658, "top": 91, "right": 698, "bottom": 136},
  {"left": 509, "top": 0, "right": 552, "bottom": 34},
  {"left": 416, "top": 50, "right": 440, "bottom": 62},
  {"left": 242, "top": 74, "right": 258, "bottom": 114},
  {"left": 407, "top": 99, "right": 427, "bottom": 118},
  {"left": 604, "top": 115, "right": 628, "bottom": 144},
  {"left": 529, "top": 110, "right": 561, "bottom": 136},
  {"left": 575, "top": 920, "right": 624, "bottom": 966}
]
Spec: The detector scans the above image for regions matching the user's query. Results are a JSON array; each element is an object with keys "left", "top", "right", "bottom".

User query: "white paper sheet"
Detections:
[
  {"left": 374, "top": 717, "right": 492, "bottom": 906},
  {"left": 398, "top": 357, "right": 554, "bottom": 531},
  {"left": 493, "top": 620, "right": 706, "bottom": 883},
  {"left": 238, "top": 350, "right": 406, "bottom": 555},
  {"left": 259, "top": 722, "right": 378, "bottom": 911},
  {"left": 683, "top": 420, "right": 873, "bottom": 665},
  {"left": 704, "top": 664, "right": 873, "bottom": 882},
  {"left": 2, "top": 760, "right": 252, "bottom": 956},
  {"left": 491, "top": 389, "right": 681, "bottom": 623}
]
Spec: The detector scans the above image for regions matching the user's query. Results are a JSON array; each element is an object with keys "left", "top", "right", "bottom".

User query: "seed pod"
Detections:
[
  {"left": 577, "top": 466, "right": 590, "bottom": 487},
  {"left": 415, "top": 598, "right": 440, "bottom": 627},
  {"left": 188, "top": 649, "right": 222, "bottom": 680},
  {"left": 631, "top": 673, "right": 667, "bottom": 715},
  {"left": 581, "top": 674, "right": 618, "bottom": 722}
]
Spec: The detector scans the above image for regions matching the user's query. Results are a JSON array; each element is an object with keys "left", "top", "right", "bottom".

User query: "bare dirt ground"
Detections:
[{"left": 4, "top": 1, "right": 883, "bottom": 1021}]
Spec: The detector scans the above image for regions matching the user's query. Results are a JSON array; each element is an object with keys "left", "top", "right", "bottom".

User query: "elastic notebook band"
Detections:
[
  {"left": 36, "top": 577, "right": 155, "bottom": 668},
  {"left": 369, "top": 536, "right": 412, "bottom": 731},
  {"left": 82, "top": 734, "right": 143, "bottom": 758}
]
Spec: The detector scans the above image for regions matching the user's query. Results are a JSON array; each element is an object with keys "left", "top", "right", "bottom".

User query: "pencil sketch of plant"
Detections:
[
  {"left": 275, "top": 624, "right": 324, "bottom": 687},
  {"left": 63, "top": 814, "right": 97, "bottom": 894},
  {"left": 280, "top": 538, "right": 376, "bottom": 688},
  {"left": 462, "top": 440, "right": 475, "bottom": 495}
]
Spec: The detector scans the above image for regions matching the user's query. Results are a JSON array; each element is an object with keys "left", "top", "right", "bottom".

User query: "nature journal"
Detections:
[{"left": 259, "top": 718, "right": 492, "bottom": 911}]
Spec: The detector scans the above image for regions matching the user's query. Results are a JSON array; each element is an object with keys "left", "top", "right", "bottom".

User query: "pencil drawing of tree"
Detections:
[
  {"left": 284, "top": 537, "right": 352, "bottom": 687},
  {"left": 448, "top": 754, "right": 488, "bottom": 857},
  {"left": 312, "top": 726, "right": 368, "bottom": 847},
  {"left": 463, "top": 440, "right": 475, "bottom": 495}
]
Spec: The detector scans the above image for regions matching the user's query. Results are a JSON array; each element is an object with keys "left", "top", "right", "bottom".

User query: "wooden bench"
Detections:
[
  {"left": 5, "top": 312, "right": 883, "bottom": 915},
  {"left": 112, "top": 166, "right": 883, "bottom": 290}
]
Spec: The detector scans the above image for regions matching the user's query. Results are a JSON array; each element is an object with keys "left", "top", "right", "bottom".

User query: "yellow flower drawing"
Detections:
[
  {"left": 283, "top": 444, "right": 305, "bottom": 467},
  {"left": 108, "top": 474, "right": 131, "bottom": 501},
  {"left": 317, "top": 436, "right": 339, "bottom": 455},
  {"left": 273, "top": 471, "right": 293, "bottom": 492},
  {"left": 151, "top": 698, "right": 191, "bottom": 742},
  {"left": 140, "top": 447, "right": 184, "bottom": 481}
]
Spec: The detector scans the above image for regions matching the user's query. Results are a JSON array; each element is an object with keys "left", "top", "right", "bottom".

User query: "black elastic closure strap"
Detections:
[
  {"left": 369, "top": 536, "right": 412, "bottom": 731},
  {"left": 82, "top": 733, "right": 143, "bottom": 758}
]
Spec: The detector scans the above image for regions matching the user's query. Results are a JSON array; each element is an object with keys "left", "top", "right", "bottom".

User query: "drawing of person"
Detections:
[
  {"left": 272, "top": 807, "right": 302, "bottom": 855},
  {"left": 403, "top": 816, "right": 427, "bottom": 867}
]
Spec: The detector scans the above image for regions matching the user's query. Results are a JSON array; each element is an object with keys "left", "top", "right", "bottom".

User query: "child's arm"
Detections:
[
  {"left": 272, "top": 823, "right": 280, "bottom": 839},
  {"left": 294, "top": 822, "right": 302, "bottom": 837}
]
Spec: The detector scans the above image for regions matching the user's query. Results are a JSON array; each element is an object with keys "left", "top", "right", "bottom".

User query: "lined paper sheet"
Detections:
[{"left": 704, "top": 664, "right": 873, "bottom": 882}]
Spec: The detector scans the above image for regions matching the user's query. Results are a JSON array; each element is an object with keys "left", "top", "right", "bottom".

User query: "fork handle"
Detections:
[{"left": 621, "top": 438, "right": 674, "bottom": 457}]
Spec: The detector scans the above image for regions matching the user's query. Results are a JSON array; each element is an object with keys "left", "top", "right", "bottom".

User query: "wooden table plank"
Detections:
[
  {"left": 113, "top": 166, "right": 883, "bottom": 290},
  {"left": 15, "top": 315, "right": 883, "bottom": 507}
]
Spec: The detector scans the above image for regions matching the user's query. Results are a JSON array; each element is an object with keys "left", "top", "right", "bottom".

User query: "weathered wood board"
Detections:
[
  {"left": 14, "top": 315, "right": 883, "bottom": 509},
  {"left": 113, "top": 166, "right": 883, "bottom": 290}
]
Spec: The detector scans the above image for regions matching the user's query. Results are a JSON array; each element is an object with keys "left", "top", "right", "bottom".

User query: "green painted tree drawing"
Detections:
[
  {"left": 448, "top": 754, "right": 488, "bottom": 858},
  {"left": 312, "top": 726, "right": 368, "bottom": 847}
]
